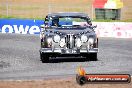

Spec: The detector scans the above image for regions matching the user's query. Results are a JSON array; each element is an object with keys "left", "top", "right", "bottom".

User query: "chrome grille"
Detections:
[{"left": 65, "top": 34, "right": 75, "bottom": 49}]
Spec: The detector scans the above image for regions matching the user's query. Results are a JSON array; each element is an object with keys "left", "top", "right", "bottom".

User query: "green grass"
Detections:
[
  {"left": 0, "top": 15, "right": 45, "bottom": 20},
  {"left": 0, "top": 15, "right": 16, "bottom": 19},
  {"left": 1, "top": 15, "right": 132, "bottom": 22}
]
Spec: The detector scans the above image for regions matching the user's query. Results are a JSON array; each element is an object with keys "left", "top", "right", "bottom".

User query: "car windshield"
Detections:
[{"left": 49, "top": 16, "right": 91, "bottom": 28}]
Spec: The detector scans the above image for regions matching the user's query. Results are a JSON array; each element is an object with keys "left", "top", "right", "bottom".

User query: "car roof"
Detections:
[{"left": 47, "top": 12, "right": 89, "bottom": 17}]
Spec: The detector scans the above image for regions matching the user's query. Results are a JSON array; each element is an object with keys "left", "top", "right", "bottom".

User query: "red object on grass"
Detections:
[{"left": 93, "top": 0, "right": 108, "bottom": 8}]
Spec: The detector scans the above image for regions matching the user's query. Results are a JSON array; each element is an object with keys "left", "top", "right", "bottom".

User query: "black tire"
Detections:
[
  {"left": 40, "top": 52, "right": 49, "bottom": 63},
  {"left": 85, "top": 53, "right": 97, "bottom": 61},
  {"left": 89, "top": 53, "right": 97, "bottom": 61}
]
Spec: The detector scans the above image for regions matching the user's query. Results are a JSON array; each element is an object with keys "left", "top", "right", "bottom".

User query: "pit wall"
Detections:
[{"left": 0, "top": 19, "right": 132, "bottom": 38}]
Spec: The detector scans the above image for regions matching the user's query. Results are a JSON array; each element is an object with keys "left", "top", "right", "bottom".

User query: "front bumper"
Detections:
[{"left": 39, "top": 48, "right": 99, "bottom": 54}]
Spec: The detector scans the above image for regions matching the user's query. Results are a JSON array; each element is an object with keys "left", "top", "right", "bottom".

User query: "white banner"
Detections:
[{"left": 93, "top": 22, "right": 132, "bottom": 38}]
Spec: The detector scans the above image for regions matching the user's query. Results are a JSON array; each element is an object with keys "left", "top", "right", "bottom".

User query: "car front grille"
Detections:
[{"left": 65, "top": 34, "right": 75, "bottom": 49}]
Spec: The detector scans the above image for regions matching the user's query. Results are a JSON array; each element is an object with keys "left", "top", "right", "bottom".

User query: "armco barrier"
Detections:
[{"left": 0, "top": 19, "right": 132, "bottom": 38}]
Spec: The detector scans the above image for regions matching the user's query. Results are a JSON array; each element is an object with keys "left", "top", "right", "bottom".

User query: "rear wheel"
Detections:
[{"left": 40, "top": 52, "right": 49, "bottom": 63}]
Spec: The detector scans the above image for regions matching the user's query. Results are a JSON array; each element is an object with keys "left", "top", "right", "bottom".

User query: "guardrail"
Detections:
[{"left": 0, "top": 19, "right": 132, "bottom": 38}]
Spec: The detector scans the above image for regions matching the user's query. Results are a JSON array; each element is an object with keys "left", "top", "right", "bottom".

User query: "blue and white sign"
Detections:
[{"left": 0, "top": 19, "right": 44, "bottom": 34}]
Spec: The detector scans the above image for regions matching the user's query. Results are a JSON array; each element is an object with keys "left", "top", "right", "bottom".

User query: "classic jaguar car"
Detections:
[{"left": 39, "top": 12, "right": 99, "bottom": 63}]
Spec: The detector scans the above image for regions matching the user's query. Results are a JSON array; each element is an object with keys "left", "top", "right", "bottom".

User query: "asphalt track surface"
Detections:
[{"left": 0, "top": 33, "right": 132, "bottom": 80}]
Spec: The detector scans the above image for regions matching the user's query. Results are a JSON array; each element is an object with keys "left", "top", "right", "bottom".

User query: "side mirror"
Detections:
[
  {"left": 40, "top": 25, "right": 45, "bottom": 28},
  {"left": 91, "top": 25, "right": 97, "bottom": 30},
  {"left": 40, "top": 25, "right": 46, "bottom": 32},
  {"left": 40, "top": 25, "right": 48, "bottom": 33},
  {"left": 93, "top": 25, "right": 97, "bottom": 28}
]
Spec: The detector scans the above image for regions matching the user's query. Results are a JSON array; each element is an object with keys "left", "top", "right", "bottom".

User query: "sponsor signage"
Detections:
[
  {"left": 93, "top": 22, "right": 132, "bottom": 38},
  {"left": 0, "top": 19, "right": 132, "bottom": 38},
  {"left": 0, "top": 19, "right": 44, "bottom": 34},
  {"left": 76, "top": 74, "right": 131, "bottom": 85}
]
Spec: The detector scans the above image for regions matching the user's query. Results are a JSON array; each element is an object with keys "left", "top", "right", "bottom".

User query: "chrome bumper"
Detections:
[{"left": 39, "top": 48, "right": 99, "bottom": 54}]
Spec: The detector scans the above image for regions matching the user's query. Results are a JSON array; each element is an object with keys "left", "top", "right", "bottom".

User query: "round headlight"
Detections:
[
  {"left": 76, "top": 38, "right": 82, "bottom": 48},
  {"left": 59, "top": 38, "right": 65, "bottom": 47},
  {"left": 47, "top": 38, "right": 52, "bottom": 43},
  {"left": 88, "top": 38, "right": 94, "bottom": 44},
  {"left": 81, "top": 35, "right": 88, "bottom": 43},
  {"left": 54, "top": 35, "right": 60, "bottom": 43}
]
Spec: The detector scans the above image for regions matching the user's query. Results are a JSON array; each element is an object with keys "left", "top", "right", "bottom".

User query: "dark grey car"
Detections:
[{"left": 39, "top": 12, "right": 99, "bottom": 63}]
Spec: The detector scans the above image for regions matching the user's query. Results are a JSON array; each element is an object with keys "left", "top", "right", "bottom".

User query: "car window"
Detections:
[
  {"left": 59, "top": 17, "right": 89, "bottom": 27},
  {"left": 48, "top": 16, "right": 92, "bottom": 28}
]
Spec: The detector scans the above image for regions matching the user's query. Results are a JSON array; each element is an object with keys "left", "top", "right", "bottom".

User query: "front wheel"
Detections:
[
  {"left": 85, "top": 53, "right": 97, "bottom": 61},
  {"left": 40, "top": 52, "right": 49, "bottom": 63}
]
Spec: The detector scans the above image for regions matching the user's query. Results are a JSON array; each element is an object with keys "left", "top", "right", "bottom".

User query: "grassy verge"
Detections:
[
  {"left": 0, "top": 15, "right": 45, "bottom": 20},
  {"left": 1, "top": 15, "right": 132, "bottom": 22}
]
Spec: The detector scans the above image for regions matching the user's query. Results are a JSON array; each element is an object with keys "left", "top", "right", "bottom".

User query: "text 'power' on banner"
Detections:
[{"left": 0, "top": 19, "right": 132, "bottom": 38}]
